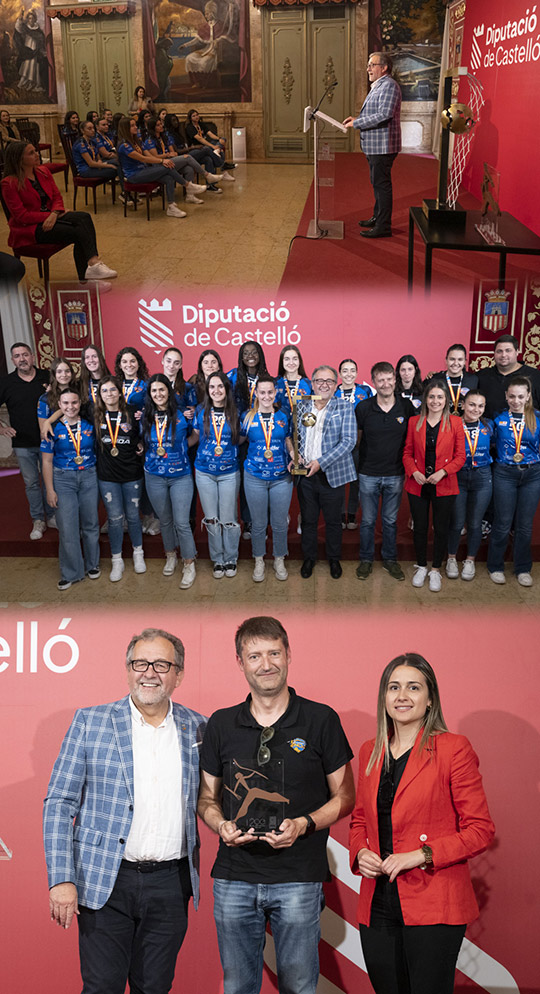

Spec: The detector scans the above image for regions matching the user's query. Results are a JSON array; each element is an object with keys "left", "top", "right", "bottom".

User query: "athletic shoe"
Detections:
[
  {"left": 180, "top": 562, "right": 196, "bottom": 588},
  {"left": 186, "top": 181, "right": 207, "bottom": 194},
  {"left": 205, "top": 172, "right": 222, "bottom": 183},
  {"left": 185, "top": 193, "right": 204, "bottom": 204},
  {"left": 146, "top": 517, "right": 161, "bottom": 536},
  {"left": 84, "top": 261, "right": 117, "bottom": 280},
  {"left": 30, "top": 519, "right": 46, "bottom": 540},
  {"left": 356, "top": 561, "right": 373, "bottom": 580},
  {"left": 224, "top": 563, "right": 237, "bottom": 578},
  {"left": 163, "top": 552, "right": 177, "bottom": 576},
  {"left": 461, "top": 560, "right": 475, "bottom": 581},
  {"left": 213, "top": 563, "right": 225, "bottom": 579},
  {"left": 347, "top": 516, "right": 358, "bottom": 530},
  {"left": 489, "top": 571, "right": 506, "bottom": 584},
  {"left": 109, "top": 557, "right": 124, "bottom": 582},
  {"left": 273, "top": 556, "right": 288, "bottom": 580},
  {"left": 166, "top": 204, "right": 187, "bottom": 218},
  {"left": 481, "top": 519, "right": 491, "bottom": 538},
  {"left": 517, "top": 572, "right": 533, "bottom": 586},
  {"left": 46, "top": 515, "right": 58, "bottom": 530},
  {"left": 296, "top": 513, "right": 302, "bottom": 535},
  {"left": 242, "top": 523, "right": 252, "bottom": 540},
  {"left": 220, "top": 171, "right": 235, "bottom": 182},
  {"left": 412, "top": 565, "right": 428, "bottom": 587},
  {"left": 206, "top": 184, "right": 223, "bottom": 194},
  {"left": 445, "top": 557, "right": 459, "bottom": 579},
  {"left": 222, "top": 162, "right": 236, "bottom": 170},
  {"left": 428, "top": 570, "right": 442, "bottom": 592},
  {"left": 57, "top": 579, "right": 72, "bottom": 591},
  {"left": 253, "top": 557, "right": 265, "bottom": 582},
  {"left": 87, "top": 567, "right": 101, "bottom": 580},
  {"left": 382, "top": 560, "right": 405, "bottom": 581},
  {"left": 133, "top": 548, "right": 146, "bottom": 573}
]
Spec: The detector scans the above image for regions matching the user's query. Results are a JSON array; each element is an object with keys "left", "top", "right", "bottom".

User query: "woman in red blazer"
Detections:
[
  {"left": 1, "top": 141, "right": 116, "bottom": 283},
  {"left": 403, "top": 380, "right": 466, "bottom": 591},
  {"left": 349, "top": 653, "right": 494, "bottom": 994}
]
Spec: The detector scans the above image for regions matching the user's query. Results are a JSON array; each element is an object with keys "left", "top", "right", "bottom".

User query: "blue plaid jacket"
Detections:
[
  {"left": 43, "top": 696, "right": 206, "bottom": 910},
  {"left": 298, "top": 396, "right": 357, "bottom": 487},
  {"left": 353, "top": 75, "right": 402, "bottom": 155}
]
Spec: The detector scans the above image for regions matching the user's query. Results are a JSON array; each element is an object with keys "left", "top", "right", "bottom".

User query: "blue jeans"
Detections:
[
  {"left": 129, "top": 164, "right": 186, "bottom": 202},
  {"left": 98, "top": 478, "right": 143, "bottom": 555},
  {"left": 448, "top": 465, "right": 492, "bottom": 558},
  {"left": 53, "top": 467, "right": 100, "bottom": 582},
  {"left": 487, "top": 461, "right": 540, "bottom": 574},
  {"left": 358, "top": 473, "right": 404, "bottom": 561},
  {"left": 244, "top": 472, "right": 293, "bottom": 558},
  {"left": 195, "top": 469, "right": 240, "bottom": 564},
  {"left": 144, "top": 471, "right": 196, "bottom": 560},
  {"left": 213, "top": 879, "right": 323, "bottom": 994},
  {"left": 14, "top": 446, "right": 54, "bottom": 521}
]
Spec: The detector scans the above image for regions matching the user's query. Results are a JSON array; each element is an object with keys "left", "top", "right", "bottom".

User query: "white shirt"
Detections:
[
  {"left": 124, "top": 697, "right": 185, "bottom": 861},
  {"left": 304, "top": 400, "right": 329, "bottom": 464}
]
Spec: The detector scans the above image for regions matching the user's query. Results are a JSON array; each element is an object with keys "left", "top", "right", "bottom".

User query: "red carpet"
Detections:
[{"left": 280, "top": 153, "right": 540, "bottom": 291}]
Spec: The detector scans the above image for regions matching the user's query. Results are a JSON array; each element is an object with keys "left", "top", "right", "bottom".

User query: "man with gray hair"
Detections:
[
  {"left": 43, "top": 627, "right": 206, "bottom": 994},
  {"left": 295, "top": 365, "right": 357, "bottom": 578}
]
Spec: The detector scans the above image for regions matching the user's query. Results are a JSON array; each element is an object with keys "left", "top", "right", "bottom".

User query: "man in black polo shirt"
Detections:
[
  {"left": 477, "top": 334, "right": 540, "bottom": 418},
  {"left": 198, "top": 615, "right": 354, "bottom": 994},
  {"left": 355, "top": 361, "right": 416, "bottom": 581},
  {"left": 0, "top": 341, "right": 52, "bottom": 539}
]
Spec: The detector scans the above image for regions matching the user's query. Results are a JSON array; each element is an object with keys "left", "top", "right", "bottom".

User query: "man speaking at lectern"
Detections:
[{"left": 343, "top": 53, "right": 402, "bottom": 239}]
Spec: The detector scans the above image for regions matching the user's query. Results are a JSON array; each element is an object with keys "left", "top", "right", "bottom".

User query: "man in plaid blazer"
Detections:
[
  {"left": 343, "top": 52, "right": 402, "bottom": 238},
  {"left": 43, "top": 627, "right": 206, "bottom": 994},
  {"left": 296, "top": 365, "right": 357, "bottom": 579}
]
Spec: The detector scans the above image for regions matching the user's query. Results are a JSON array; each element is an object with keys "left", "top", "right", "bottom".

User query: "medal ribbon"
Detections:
[
  {"left": 510, "top": 415, "right": 525, "bottom": 457},
  {"left": 90, "top": 380, "right": 98, "bottom": 403},
  {"left": 446, "top": 375, "right": 462, "bottom": 411},
  {"left": 65, "top": 419, "right": 82, "bottom": 462},
  {"left": 106, "top": 412, "right": 121, "bottom": 449},
  {"left": 285, "top": 379, "right": 299, "bottom": 409},
  {"left": 123, "top": 379, "right": 136, "bottom": 403},
  {"left": 154, "top": 414, "right": 168, "bottom": 450},
  {"left": 211, "top": 411, "right": 225, "bottom": 448},
  {"left": 259, "top": 413, "right": 274, "bottom": 452},
  {"left": 463, "top": 423, "right": 479, "bottom": 461},
  {"left": 248, "top": 377, "right": 258, "bottom": 407}
]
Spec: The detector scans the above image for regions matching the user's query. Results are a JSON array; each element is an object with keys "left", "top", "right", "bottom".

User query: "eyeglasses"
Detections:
[
  {"left": 129, "top": 659, "right": 178, "bottom": 674},
  {"left": 313, "top": 378, "right": 336, "bottom": 387},
  {"left": 367, "top": 61, "right": 383, "bottom": 68},
  {"left": 257, "top": 726, "right": 275, "bottom": 766}
]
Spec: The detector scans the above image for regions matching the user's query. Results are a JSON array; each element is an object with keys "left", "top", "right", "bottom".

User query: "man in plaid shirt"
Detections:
[{"left": 344, "top": 52, "right": 402, "bottom": 238}]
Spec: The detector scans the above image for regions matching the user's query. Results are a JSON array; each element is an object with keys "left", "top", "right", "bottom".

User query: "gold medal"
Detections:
[
  {"left": 74, "top": 455, "right": 84, "bottom": 465},
  {"left": 513, "top": 452, "right": 524, "bottom": 463},
  {"left": 66, "top": 419, "right": 83, "bottom": 467},
  {"left": 264, "top": 448, "right": 273, "bottom": 459},
  {"left": 510, "top": 414, "right": 525, "bottom": 464},
  {"left": 259, "top": 413, "right": 275, "bottom": 459},
  {"left": 214, "top": 445, "right": 224, "bottom": 456},
  {"left": 106, "top": 413, "right": 121, "bottom": 457},
  {"left": 111, "top": 447, "right": 119, "bottom": 457},
  {"left": 211, "top": 411, "right": 226, "bottom": 456},
  {"left": 157, "top": 445, "right": 166, "bottom": 456},
  {"left": 155, "top": 415, "right": 168, "bottom": 457}
]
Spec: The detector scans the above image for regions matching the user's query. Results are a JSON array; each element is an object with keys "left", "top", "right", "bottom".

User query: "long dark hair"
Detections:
[
  {"left": 46, "top": 357, "right": 77, "bottom": 412},
  {"left": 63, "top": 110, "right": 80, "bottom": 133},
  {"left": 202, "top": 371, "right": 239, "bottom": 444},
  {"left": 79, "top": 346, "right": 111, "bottom": 403},
  {"left": 396, "top": 354, "right": 423, "bottom": 397},
  {"left": 117, "top": 116, "right": 140, "bottom": 150},
  {"left": 192, "top": 349, "right": 223, "bottom": 403},
  {"left": 137, "top": 109, "right": 151, "bottom": 140},
  {"left": 164, "top": 113, "right": 183, "bottom": 149},
  {"left": 143, "top": 373, "right": 178, "bottom": 447},
  {"left": 94, "top": 375, "right": 131, "bottom": 447},
  {"left": 277, "top": 344, "right": 307, "bottom": 379},
  {"left": 114, "top": 346, "right": 149, "bottom": 383},
  {"left": 234, "top": 342, "right": 267, "bottom": 410},
  {"left": 162, "top": 347, "right": 186, "bottom": 397},
  {"left": 3, "top": 141, "right": 35, "bottom": 187}
]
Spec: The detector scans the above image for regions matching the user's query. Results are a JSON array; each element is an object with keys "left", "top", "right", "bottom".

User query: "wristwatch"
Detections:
[
  {"left": 303, "top": 814, "right": 316, "bottom": 836},
  {"left": 421, "top": 843, "right": 433, "bottom": 865}
]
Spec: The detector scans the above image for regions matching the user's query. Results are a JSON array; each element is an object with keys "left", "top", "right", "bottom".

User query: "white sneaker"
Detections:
[
  {"left": 133, "top": 548, "right": 146, "bottom": 573},
  {"left": 220, "top": 171, "right": 235, "bottom": 182},
  {"left": 109, "top": 556, "right": 124, "bottom": 582},
  {"left": 166, "top": 204, "right": 187, "bottom": 218},
  {"left": 84, "top": 261, "right": 117, "bottom": 280},
  {"left": 461, "top": 559, "right": 476, "bottom": 581},
  {"left": 163, "top": 552, "right": 177, "bottom": 576},
  {"left": 206, "top": 172, "right": 222, "bottom": 183},
  {"left": 224, "top": 563, "right": 237, "bottom": 578},
  {"left": 273, "top": 556, "right": 288, "bottom": 580},
  {"left": 489, "top": 571, "right": 506, "bottom": 584},
  {"left": 445, "top": 557, "right": 459, "bottom": 579},
  {"left": 30, "top": 519, "right": 46, "bottom": 540},
  {"left": 412, "top": 565, "right": 428, "bottom": 587},
  {"left": 428, "top": 569, "right": 442, "bottom": 592},
  {"left": 186, "top": 181, "right": 207, "bottom": 194},
  {"left": 146, "top": 517, "right": 161, "bottom": 536},
  {"left": 180, "top": 561, "right": 196, "bottom": 589},
  {"left": 185, "top": 193, "right": 204, "bottom": 204},
  {"left": 47, "top": 515, "right": 58, "bottom": 530},
  {"left": 296, "top": 513, "right": 302, "bottom": 535},
  {"left": 517, "top": 572, "right": 533, "bottom": 586},
  {"left": 253, "top": 557, "right": 265, "bottom": 582}
]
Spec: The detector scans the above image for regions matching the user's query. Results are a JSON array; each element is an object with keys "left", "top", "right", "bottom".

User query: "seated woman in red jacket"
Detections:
[
  {"left": 349, "top": 652, "right": 494, "bottom": 994},
  {"left": 403, "top": 381, "right": 465, "bottom": 592},
  {"left": 1, "top": 141, "right": 116, "bottom": 283}
]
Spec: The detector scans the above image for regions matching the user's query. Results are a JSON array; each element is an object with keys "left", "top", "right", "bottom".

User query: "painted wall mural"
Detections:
[
  {"left": 0, "top": 1, "right": 57, "bottom": 104},
  {"left": 370, "top": 0, "right": 444, "bottom": 101}
]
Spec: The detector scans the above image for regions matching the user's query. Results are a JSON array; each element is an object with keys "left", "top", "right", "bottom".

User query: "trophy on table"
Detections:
[{"left": 290, "top": 394, "right": 322, "bottom": 475}]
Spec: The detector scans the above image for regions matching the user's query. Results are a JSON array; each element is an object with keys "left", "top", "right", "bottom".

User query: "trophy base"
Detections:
[
  {"left": 291, "top": 467, "right": 308, "bottom": 476},
  {"left": 422, "top": 199, "right": 467, "bottom": 228},
  {"left": 307, "top": 219, "right": 344, "bottom": 240}
]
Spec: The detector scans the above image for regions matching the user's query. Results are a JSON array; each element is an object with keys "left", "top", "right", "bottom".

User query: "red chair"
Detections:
[
  {"left": 58, "top": 130, "right": 115, "bottom": 214},
  {"left": 0, "top": 188, "right": 67, "bottom": 285},
  {"left": 116, "top": 157, "right": 165, "bottom": 221}
]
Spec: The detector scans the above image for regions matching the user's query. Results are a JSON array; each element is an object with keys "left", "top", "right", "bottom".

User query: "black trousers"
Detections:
[
  {"left": 0, "top": 251, "right": 25, "bottom": 283},
  {"left": 367, "top": 153, "right": 397, "bottom": 232},
  {"left": 35, "top": 211, "right": 98, "bottom": 280},
  {"left": 78, "top": 858, "right": 192, "bottom": 994},
  {"left": 298, "top": 471, "right": 345, "bottom": 560},
  {"left": 360, "top": 922, "right": 466, "bottom": 994},
  {"left": 408, "top": 485, "right": 456, "bottom": 568}
]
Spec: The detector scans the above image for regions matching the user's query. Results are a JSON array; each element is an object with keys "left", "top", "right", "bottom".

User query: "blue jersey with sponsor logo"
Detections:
[
  {"left": 122, "top": 378, "right": 147, "bottom": 413},
  {"left": 37, "top": 392, "right": 52, "bottom": 420},
  {"left": 118, "top": 141, "right": 147, "bottom": 179},
  {"left": 227, "top": 368, "right": 259, "bottom": 417},
  {"left": 72, "top": 137, "right": 100, "bottom": 176},
  {"left": 493, "top": 410, "right": 540, "bottom": 465},
  {"left": 460, "top": 420, "right": 493, "bottom": 468},
  {"left": 194, "top": 408, "right": 239, "bottom": 475},
  {"left": 275, "top": 377, "right": 311, "bottom": 416},
  {"left": 335, "top": 382, "right": 373, "bottom": 407},
  {"left": 242, "top": 410, "right": 291, "bottom": 479},
  {"left": 144, "top": 412, "right": 191, "bottom": 477},
  {"left": 40, "top": 418, "right": 96, "bottom": 470}
]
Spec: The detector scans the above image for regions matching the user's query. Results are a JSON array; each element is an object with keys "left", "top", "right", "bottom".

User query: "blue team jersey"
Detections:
[
  {"left": 242, "top": 410, "right": 291, "bottom": 479},
  {"left": 72, "top": 137, "right": 100, "bottom": 176},
  {"left": 40, "top": 418, "right": 96, "bottom": 471},
  {"left": 175, "top": 383, "right": 197, "bottom": 414},
  {"left": 227, "top": 367, "right": 259, "bottom": 417},
  {"left": 122, "top": 378, "right": 147, "bottom": 413},
  {"left": 275, "top": 376, "right": 311, "bottom": 416},
  {"left": 118, "top": 141, "right": 147, "bottom": 179},
  {"left": 95, "top": 133, "right": 115, "bottom": 155},
  {"left": 143, "top": 136, "right": 169, "bottom": 156},
  {"left": 493, "top": 410, "right": 540, "bottom": 465},
  {"left": 335, "top": 382, "right": 373, "bottom": 407},
  {"left": 144, "top": 412, "right": 191, "bottom": 477},
  {"left": 194, "top": 408, "right": 239, "bottom": 475},
  {"left": 460, "top": 420, "right": 493, "bottom": 468},
  {"left": 37, "top": 392, "right": 52, "bottom": 420}
]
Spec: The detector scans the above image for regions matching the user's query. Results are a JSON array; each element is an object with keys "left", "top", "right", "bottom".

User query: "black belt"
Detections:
[{"left": 121, "top": 858, "right": 185, "bottom": 873}]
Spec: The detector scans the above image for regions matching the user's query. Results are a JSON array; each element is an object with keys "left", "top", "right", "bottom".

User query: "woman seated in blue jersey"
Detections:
[
  {"left": 144, "top": 117, "right": 219, "bottom": 202},
  {"left": 241, "top": 375, "right": 294, "bottom": 582},
  {"left": 116, "top": 116, "right": 190, "bottom": 219},
  {"left": 72, "top": 121, "right": 118, "bottom": 182},
  {"left": 142, "top": 374, "right": 197, "bottom": 589},
  {"left": 164, "top": 113, "right": 223, "bottom": 193},
  {"left": 41, "top": 387, "right": 100, "bottom": 591},
  {"left": 191, "top": 371, "right": 241, "bottom": 578},
  {"left": 335, "top": 359, "right": 372, "bottom": 529},
  {"left": 94, "top": 375, "right": 146, "bottom": 582},
  {"left": 396, "top": 354, "right": 423, "bottom": 409},
  {"left": 189, "top": 349, "right": 224, "bottom": 406},
  {"left": 37, "top": 357, "right": 76, "bottom": 436},
  {"left": 487, "top": 375, "right": 540, "bottom": 587},
  {"left": 275, "top": 345, "right": 311, "bottom": 416},
  {"left": 161, "top": 347, "right": 197, "bottom": 415},
  {"left": 185, "top": 109, "right": 236, "bottom": 181},
  {"left": 446, "top": 391, "right": 493, "bottom": 582},
  {"left": 114, "top": 346, "right": 149, "bottom": 417}
]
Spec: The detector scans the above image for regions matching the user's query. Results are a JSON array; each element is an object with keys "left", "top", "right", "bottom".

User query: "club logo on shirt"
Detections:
[
  {"left": 396, "top": 417, "right": 404, "bottom": 423},
  {"left": 289, "top": 738, "right": 306, "bottom": 753}
]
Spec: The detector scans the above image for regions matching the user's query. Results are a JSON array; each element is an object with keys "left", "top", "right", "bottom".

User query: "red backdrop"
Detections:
[
  {"left": 0, "top": 607, "right": 538, "bottom": 994},
  {"left": 461, "top": 0, "right": 540, "bottom": 234}
]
